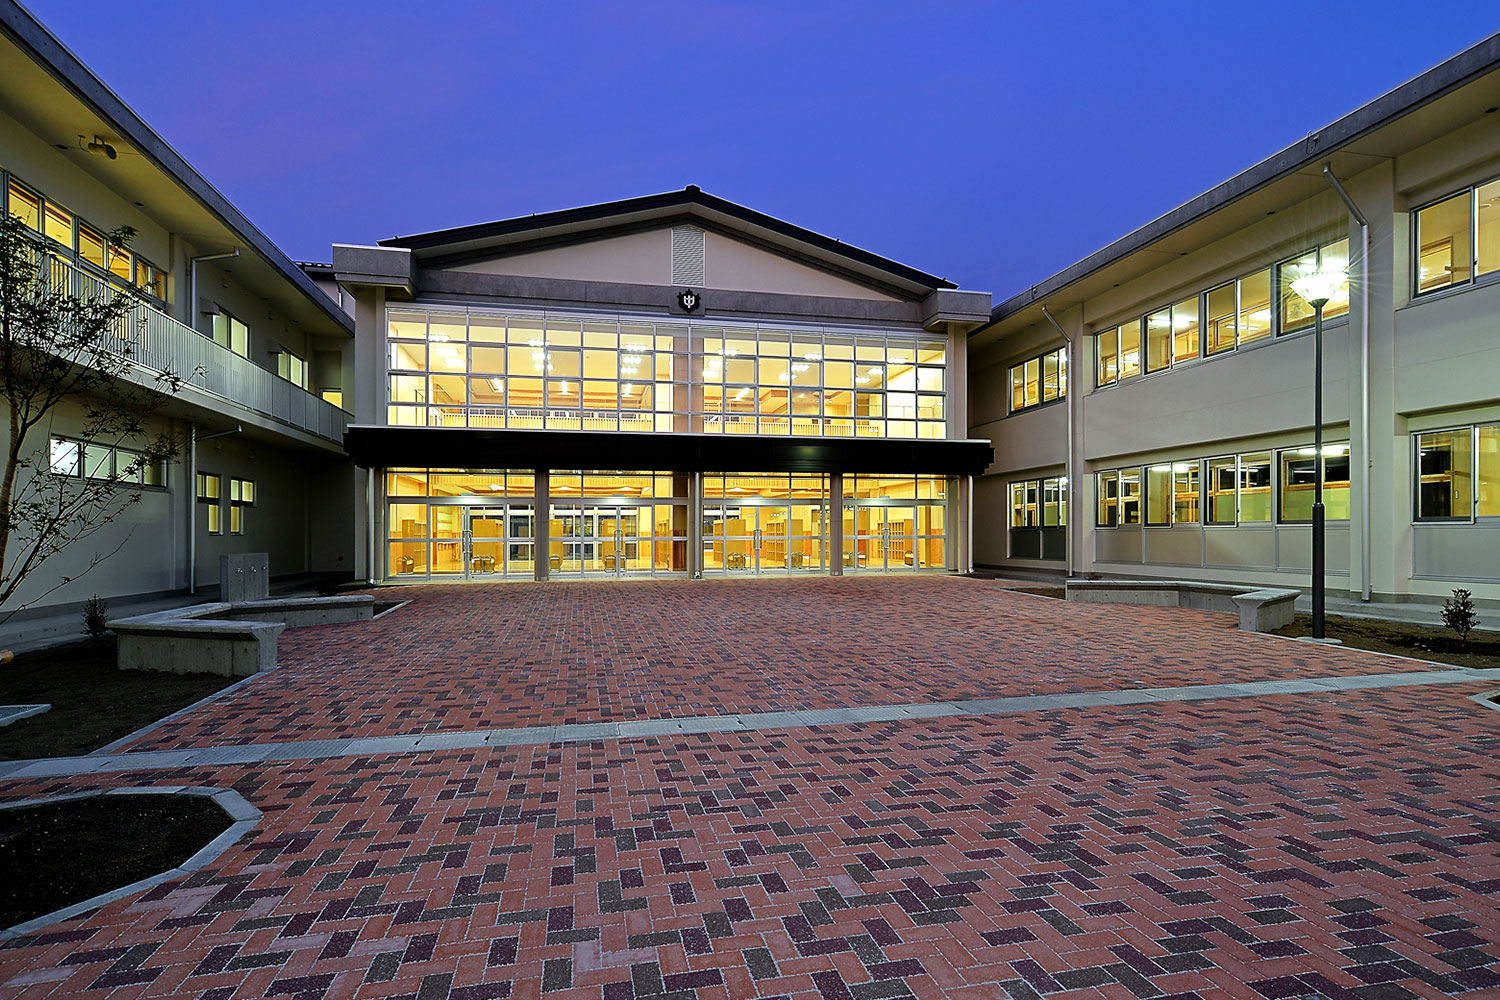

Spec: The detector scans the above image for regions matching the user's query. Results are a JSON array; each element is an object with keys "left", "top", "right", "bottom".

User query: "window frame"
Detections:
[
  {"left": 1275, "top": 444, "right": 1352, "bottom": 525},
  {"left": 1092, "top": 238, "right": 1348, "bottom": 390},
  {"left": 228, "top": 477, "right": 255, "bottom": 535},
  {"left": 1411, "top": 423, "right": 1500, "bottom": 524},
  {"left": 1410, "top": 178, "right": 1500, "bottom": 299},
  {"left": 197, "top": 471, "right": 223, "bottom": 535},
  {"left": 1007, "top": 346, "right": 1067, "bottom": 414},
  {"left": 47, "top": 435, "right": 165, "bottom": 489}
]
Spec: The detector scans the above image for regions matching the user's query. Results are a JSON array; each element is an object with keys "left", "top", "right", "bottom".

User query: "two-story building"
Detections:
[
  {"left": 970, "top": 32, "right": 1500, "bottom": 609},
  {"left": 0, "top": 0, "right": 358, "bottom": 615},
  {"left": 331, "top": 189, "right": 993, "bottom": 581}
]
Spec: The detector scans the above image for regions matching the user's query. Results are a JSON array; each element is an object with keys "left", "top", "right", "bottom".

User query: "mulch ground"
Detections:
[
  {"left": 0, "top": 794, "right": 230, "bottom": 927},
  {"left": 0, "top": 638, "right": 236, "bottom": 759},
  {"left": 1273, "top": 613, "right": 1500, "bottom": 669}
]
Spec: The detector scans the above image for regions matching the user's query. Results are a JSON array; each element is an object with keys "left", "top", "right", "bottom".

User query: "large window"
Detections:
[
  {"left": 1413, "top": 178, "right": 1500, "bottom": 295},
  {"left": 48, "top": 436, "right": 164, "bottom": 487},
  {"left": 1094, "top": 241, "right": 1346, "bottom": 388},
  {"left": 1415, "top": 424, "right": 1500, "bottom": 521},
  {"left": 1008, "top": 347, "right": 1066, "bottom": 413},
  {"left": 1205, "top": 452, "right": 1272, "bottom": 525},
  {"left": 386, "top": 310, "right": 947, "bottom": 440},
  {"left": 1097, "top": 445, "right": 1346, "bottom": 528},
  {"left": 1277, "top": 445, "right": 1350, "bottom": 523},
  {"left": 3, "top": 170, "right": 167, "bottom": 303},
  {"left": 1008, "top": 477, "right": 1067, "bottom": 559}
]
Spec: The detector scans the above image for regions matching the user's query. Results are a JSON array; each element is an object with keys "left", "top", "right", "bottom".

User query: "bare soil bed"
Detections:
[
  {"left": 0, "top": 638, "right": 235, "bottom": 759},
  {"left": 1272, "top": 613, "right": 1500, "bottom": 669},
  {"left": 0, "top": 795, "right": 230, "bottom": 928}
]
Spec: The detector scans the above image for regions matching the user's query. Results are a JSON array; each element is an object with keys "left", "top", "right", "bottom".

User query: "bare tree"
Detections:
[{"left": 0, "top": 213, "right": 189, "bottom": 618}]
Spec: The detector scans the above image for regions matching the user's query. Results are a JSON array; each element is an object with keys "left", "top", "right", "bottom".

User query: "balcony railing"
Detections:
[{"left": 35, "top": 250, "right": 348, "bottom": 444}]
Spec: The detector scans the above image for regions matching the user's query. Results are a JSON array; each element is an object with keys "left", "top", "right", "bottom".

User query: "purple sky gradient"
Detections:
[{"left": 25, "top": 1, "right": 1497, "bottom": 297}]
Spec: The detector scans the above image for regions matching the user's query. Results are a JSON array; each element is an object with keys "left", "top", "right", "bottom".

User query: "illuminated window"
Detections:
[
  {"left": 1096, "top": 470, "right": 1118, "bottom": 527},
  {"left": 212, "top": 310, "right": 249, "bottom": 357},
  {"left": 276, "top": 350, "right": 308, "bottom": 389},
  {"left": 1278, "top": 444, "right": 1350, "bottom": 523},
  {"left": 385, "top": 310, "right": 943, "bottom": 439},
  {"left": 229, "top": 477, "right": 254, "bottom": 535},
  {"left": 198, "top": 472, "right": 222, "bottom": 534},
  {"left": 1415, "top": 190, "right": 1473, "bottom": 293},
  {"left": 135, "top": 257, "right": 166, "bottom": 300},
  {"left": 1415, "top": 429, "right": 1473, "bottom": 520},
  {"left": 1008, "top": 347, "right": 1066, "bottom": 413},
  {"left": 1415, "top": 424, "right": 1500, "bottom": 520},
  {"left": 6, "top": 180, "right": 40, "bottom": 230}
]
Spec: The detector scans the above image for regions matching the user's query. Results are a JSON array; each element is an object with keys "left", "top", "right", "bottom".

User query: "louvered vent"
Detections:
[{"left": 670, "top": 225, "right": 706, "bottom": 285}]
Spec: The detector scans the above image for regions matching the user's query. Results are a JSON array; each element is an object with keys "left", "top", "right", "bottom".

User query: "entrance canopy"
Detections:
[{"left": 344, "top": 426, "right": 993, "bottom": 476}]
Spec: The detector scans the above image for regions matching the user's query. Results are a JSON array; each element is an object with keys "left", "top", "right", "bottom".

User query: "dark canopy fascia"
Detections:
[{"left": 344, "top": 426, "right": 993, "bottom": 477}]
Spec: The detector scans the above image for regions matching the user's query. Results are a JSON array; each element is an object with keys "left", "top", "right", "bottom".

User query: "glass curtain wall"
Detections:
[{"left": 387, "top": 311, "right": 947, "bottom": 440}]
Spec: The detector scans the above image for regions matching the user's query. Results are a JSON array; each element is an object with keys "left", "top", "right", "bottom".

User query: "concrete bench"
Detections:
[
  {"left": 110, "top": 596, "right": 374, "bottom": 676},
  {"left": 1065, "top": 580, "right": 1299, "bottom": 633}
]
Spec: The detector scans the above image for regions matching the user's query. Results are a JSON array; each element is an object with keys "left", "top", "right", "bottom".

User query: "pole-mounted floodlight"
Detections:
[{"left": 1289, "top": 264, "right": 1347, "bottom": 640}]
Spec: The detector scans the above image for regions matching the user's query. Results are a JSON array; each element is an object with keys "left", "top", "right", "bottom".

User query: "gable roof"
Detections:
[{"left": 379, "top": 186, "right": 958, "bottom": 298}]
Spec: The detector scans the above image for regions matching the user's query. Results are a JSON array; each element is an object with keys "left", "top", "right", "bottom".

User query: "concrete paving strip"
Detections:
[{"left": 0, "top": 668, "right": 1485, "bottom": 780}]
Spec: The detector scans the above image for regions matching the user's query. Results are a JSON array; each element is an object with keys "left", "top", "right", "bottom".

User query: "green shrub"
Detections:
[
  {"left": 81, "top": 594, "right": 110, "bottom": 643},
  {"left": 1440, "top": 588, "right": 1480, "bottom": 645}
]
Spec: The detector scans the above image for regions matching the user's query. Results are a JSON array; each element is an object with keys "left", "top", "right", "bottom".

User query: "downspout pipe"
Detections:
[
  {"left": 1039, "top": 305, "right": 1076, "bottom": 578},
  {"left": 1323, "top": 164, "right": 1372, "bottom": 603},
  {"left": 188, "top": 425, "right": 242, "bottom": 594},
  {"left": 188, "top": 249, "right": 239, "bottom": 334}
]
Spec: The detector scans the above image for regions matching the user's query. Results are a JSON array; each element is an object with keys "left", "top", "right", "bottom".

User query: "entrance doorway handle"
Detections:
[{"left": 752, "top": 528, "right": 763, "bottom": 548}]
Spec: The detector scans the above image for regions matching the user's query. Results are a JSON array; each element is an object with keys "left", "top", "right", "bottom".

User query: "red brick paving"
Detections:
[
  {"left": 2, "top": 684, "right": 1498, "bottom": 999},
  {"left": 123, "top": 579, "right": 1413, "bottom": 751}
]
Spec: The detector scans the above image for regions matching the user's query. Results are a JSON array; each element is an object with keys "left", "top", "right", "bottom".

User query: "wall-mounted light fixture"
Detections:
[{"left": 86, "top": 135, "right": 117, "bottom": 159}]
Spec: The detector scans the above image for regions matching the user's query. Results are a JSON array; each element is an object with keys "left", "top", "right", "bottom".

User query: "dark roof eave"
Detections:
[
  {"left": 990, "top": 29, "right": 1500, "bottom": 325},
  {"left": 343, "top": 425, "right": 993, "bottom": 477},
  {"left": 0, "top": 2, "right": 355, "bottom": 337},
  {"left": 380, "top": 188, "right": 957, "bottom": 292}
]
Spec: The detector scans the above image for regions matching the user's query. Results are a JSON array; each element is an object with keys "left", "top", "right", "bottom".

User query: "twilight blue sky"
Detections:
[{"left": 27, "top": 1, "right": 1499, "bottom": 297}]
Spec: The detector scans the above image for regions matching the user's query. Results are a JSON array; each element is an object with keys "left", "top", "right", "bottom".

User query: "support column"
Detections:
[
  {"left": 687, "top": 471, "right": 703, "bottom": 578},
  {"left": 829, "top": 472, "right": 844, "bottom": 576},
  {"left": 534, "top": 469, "right": 550, "bottom": 581}
]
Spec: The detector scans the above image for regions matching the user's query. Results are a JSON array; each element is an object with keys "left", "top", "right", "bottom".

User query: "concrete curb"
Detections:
[
  {"left": 0, "top": 704, "right": 50, "bottom": 727},
  {"left": 0, "top": 667, "right": 1490, "bottom": 779},
  {"left": 0, "top": 785, "right": 260, "bottom": 941}
]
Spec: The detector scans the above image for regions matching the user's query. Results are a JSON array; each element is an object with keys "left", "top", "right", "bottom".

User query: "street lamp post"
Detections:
[{"left": 1289, "top": 266, "right": 1347, "bottom": 640}]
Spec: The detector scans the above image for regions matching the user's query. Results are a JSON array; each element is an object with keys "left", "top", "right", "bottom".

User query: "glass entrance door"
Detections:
[
  {"left": 845, "top": 504, "right": 944, "bottom": 571},
  {"left": 704, "top": 503, "right": 826, "bottom": 573},
  {"left": 387, "top": 502, "right": 534, "bottom": 579},
  {"left": 549, "top": 503, "right": 686, "bottom": 576}
]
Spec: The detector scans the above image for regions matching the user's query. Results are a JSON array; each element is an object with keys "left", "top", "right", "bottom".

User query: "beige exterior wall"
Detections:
[{"left": 450, "top": 226, "right": 902, "bottom": 302}]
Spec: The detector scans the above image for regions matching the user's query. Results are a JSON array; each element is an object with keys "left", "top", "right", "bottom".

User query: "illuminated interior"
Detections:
[
  {"left": 384, "top": 469, "right": 950, "bottom": 578},
  {"left": 386, "top": 312, "right": 947, "bottom": 440}
]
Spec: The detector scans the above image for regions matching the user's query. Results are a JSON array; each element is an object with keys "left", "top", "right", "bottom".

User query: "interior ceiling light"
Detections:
[{"left": 85, "top": 135, "right": 117, "bottom": 159}]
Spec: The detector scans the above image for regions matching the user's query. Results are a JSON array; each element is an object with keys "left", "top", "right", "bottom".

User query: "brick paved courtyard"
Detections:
[{"left": 2, "top": 578, "right": 1498, "bottom": 999}]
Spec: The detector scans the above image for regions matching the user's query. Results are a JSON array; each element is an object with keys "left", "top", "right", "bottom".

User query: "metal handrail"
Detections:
[{"left": 31, "top": 250, "right": 347, "bottom": 444}]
